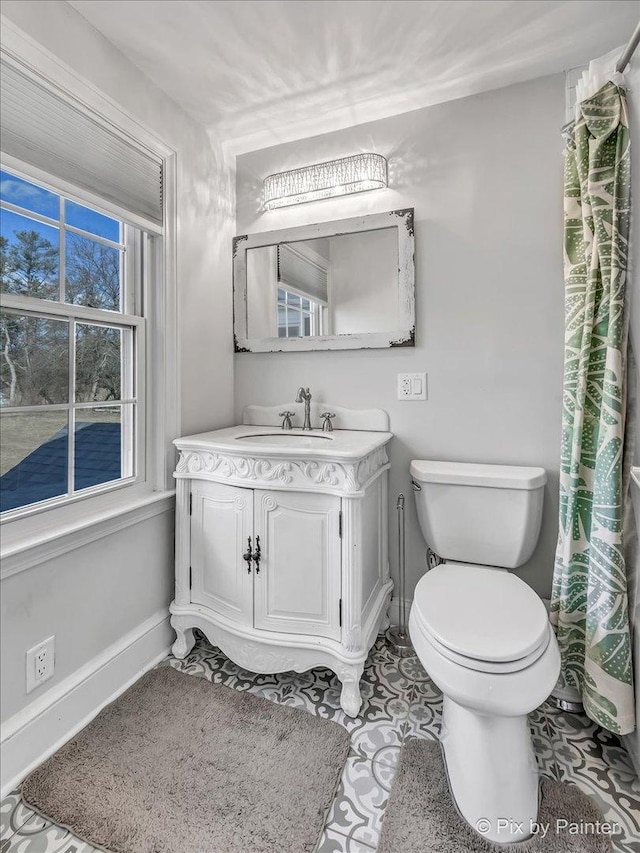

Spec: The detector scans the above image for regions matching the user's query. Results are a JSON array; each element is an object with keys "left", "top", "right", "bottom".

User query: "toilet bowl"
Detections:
[{"left": 408, "top": 461, "right": 561, "bottom": 844}]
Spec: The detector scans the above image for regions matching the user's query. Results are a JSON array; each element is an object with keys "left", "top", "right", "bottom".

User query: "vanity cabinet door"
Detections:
[
  {"left": 190, "top": 480, "right": 254, "bottom": 626},
  {"left": 253, "top": 490, "right": 341, "bottom": 641}
]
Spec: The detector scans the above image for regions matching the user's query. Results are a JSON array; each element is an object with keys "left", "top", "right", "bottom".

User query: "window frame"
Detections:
[
  {"left": 275, "top": 241, "right": 330, "bottom": 339},
  {"left": 0, "top": 162, "right": 150, "bottom": 519},
  {"left": 276, "top": 286, "right": 325, "bottom": 338},
  {"left": 0, "top": 25, "right": 179, "bottom": 579}
]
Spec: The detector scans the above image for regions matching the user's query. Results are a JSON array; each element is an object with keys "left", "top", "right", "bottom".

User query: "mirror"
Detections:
[{"left": 233, "top": 209, "right": 414, "bottom": 352}]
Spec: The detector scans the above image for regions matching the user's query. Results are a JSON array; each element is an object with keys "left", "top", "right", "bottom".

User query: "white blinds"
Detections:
[
  {"left": 278, "top": 245, "right": 328, "bottom": 303},
  {"left": 0, "top": 61, "right": 163, "bottom": 225}
]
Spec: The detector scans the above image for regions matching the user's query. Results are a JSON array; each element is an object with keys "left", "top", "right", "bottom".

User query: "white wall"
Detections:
[
  {"left": 330, "top": 229, "right": 398, "bottom": 334},
  {"left": 236, "top": 73, "right": 566, "bottom": 599},
  {"left": 0, "top": 512, "right": 174, "bottom": 723},
  {"left": 247, "top": 246, "right": 277, "bottom": 339},
  {"left": 0, "top": 0, "right": 235, "bottom": 785},
  {"left": 306, "top": 238, "right": 330, "bottom": 260}
]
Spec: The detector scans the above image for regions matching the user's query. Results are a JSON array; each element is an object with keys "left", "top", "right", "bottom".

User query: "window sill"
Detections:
[{"left": 0, "top": 488, "right": 175, "bottom": 580}]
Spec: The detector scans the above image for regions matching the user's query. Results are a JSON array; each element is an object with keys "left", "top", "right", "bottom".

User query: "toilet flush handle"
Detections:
[{"left": 412, "top": 480, "right": 422, "bottom": 491}]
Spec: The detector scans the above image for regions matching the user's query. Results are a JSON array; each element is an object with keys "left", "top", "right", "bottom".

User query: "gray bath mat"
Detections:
[
  {"left": 378, "top": 739, "right": 612, "bottom": 852},
  {"left": 22, "top": 665, "right": 350, "bottom": 853}
]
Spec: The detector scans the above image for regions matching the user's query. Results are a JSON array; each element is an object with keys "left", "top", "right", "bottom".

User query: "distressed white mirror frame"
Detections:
[{"left": 233, "top": 208, "right": 415, "bottom": 352}]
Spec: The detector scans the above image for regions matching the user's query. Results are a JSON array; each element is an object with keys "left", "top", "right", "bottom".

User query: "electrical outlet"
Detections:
[
  {"left": 399, "top": 375, "right": 412, "bottom": 397},
  {"left": 397, "top": 372, "right": 427, "bottom": 400},
  {"left": 26, "top": 636, "right": 55, "bottom": 693}
]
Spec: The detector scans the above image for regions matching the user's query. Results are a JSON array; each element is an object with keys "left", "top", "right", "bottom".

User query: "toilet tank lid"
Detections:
[{"left": 410, "top": 460, "right": 547, "bottom": 490}]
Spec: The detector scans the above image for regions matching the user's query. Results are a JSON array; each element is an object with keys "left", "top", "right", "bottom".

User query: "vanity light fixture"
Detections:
[{"left": 263, "top": 153, "right": 388, "bottom": 210}]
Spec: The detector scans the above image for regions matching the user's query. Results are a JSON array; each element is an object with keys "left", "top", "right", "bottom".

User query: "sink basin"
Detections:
[{"left": 235, "top": 432, "right": 333, "bottom": 447}]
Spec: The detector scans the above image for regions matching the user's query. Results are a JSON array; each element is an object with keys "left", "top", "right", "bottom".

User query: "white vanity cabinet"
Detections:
[
  {"left": 191, "top": 482, "right": 341, "bottom": 641},
  {"left": 169, "top": 413, "right": 393, "bottom": 717}
]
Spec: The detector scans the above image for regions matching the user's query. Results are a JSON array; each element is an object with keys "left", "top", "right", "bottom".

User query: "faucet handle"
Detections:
[
  {"left": 321, "top": 412, "right": 335, "bottom": 432},
  {"left": 279, "top": 411, "right": 295, "bottom": 430}
]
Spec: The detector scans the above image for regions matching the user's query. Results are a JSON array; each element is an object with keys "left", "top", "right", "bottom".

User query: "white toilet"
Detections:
[{"left": 408, "top": 460, "right": 561, "bottom": 844}]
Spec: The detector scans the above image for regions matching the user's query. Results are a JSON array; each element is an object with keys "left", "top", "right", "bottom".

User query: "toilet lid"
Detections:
[
  {"left": 412, "top": 563, "right": 549, "bottom": 663},
  {"left": 413, "top": 616, "right": 552, "bottom": 673}
]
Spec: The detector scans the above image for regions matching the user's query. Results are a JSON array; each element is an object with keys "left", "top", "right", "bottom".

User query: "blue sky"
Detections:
[
  {"left": 0, "top": 170, "right": 119, "bottom": 245},
  {"left": 0, "top": 207, "right": 60, "bottom": 256}
]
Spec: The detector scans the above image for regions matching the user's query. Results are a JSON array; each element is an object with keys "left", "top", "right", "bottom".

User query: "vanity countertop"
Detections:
[{"left": 174, "top": 424, "right": 392, "bottom": 461}]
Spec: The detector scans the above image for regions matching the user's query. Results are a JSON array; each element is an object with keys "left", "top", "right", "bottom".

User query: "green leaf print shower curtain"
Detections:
[{"left": 551, "top": 81, "right": 635, "bottom": 735}]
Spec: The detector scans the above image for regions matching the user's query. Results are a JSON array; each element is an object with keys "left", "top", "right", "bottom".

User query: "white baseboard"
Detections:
[
  {"left": 1, "top": 608, "right": 173, "bottom": 798},
  {"left": 386, "top": 595, "right": 413, "bottom": 633}
]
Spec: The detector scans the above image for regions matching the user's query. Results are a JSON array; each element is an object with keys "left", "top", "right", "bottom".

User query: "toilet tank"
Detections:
[{"left": 410, "top": 460, "right": 547, "bottom": 568}]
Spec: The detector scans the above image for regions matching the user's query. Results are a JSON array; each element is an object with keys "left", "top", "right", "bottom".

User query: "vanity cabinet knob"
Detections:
[
  {"left": 243, "top": 537, "right": 253, "bottom": 573},
  {"left": 252, "top": 535, "right": 261, "bottom": 574},
  {"left": 279, "top": 411, "right": 295, "bottom": 430},
  {"left": 321, "top": 412, "right": 336, "bottom": 432}
]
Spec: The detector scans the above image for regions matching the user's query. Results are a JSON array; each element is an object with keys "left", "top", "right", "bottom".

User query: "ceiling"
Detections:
[{"left": 68, "top": 0, "right": 639, "bottom": 153}]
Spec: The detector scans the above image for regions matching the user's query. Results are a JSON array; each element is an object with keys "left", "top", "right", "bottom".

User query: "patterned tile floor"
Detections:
[{"left": 2, "top": 633, "right": 639, "bottom": 852}]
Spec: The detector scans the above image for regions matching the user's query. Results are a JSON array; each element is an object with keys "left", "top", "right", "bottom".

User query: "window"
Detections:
[
  {"left": 277, "top": 287, "right": 324, "bottom": 338},
  {"left": 0, "top": 167, "right": 148, "bottom": 515},
  {"left": 276, "top": 244, "right": 328, "bottom": 338}
]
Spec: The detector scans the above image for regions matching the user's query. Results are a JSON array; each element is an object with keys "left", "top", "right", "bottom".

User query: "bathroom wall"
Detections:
[
  {"left": 235, "top": 73, "right": 566, "bottom": 600},
  {"left": 0, "top": 0, "right": 235, "bottom": 787},
  {"left": 329, "top": 230, "right": 398, "bottom": 334},
  {"left": 0, "top": 512, "right": 174, "bottom": 725}
]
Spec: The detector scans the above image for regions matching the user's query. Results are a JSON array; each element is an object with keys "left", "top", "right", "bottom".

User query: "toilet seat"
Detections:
[
  {"left": 412, "top": 606, "right": 551, "bottom": 673},
  {"left": 412, "top": 563, "right": 550, "bottom": 674}
]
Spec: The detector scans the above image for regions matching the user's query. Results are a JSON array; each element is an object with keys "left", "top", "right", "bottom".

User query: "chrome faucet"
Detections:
[{"left": 295, "top": 387, "right": 312, "bottom": 430}]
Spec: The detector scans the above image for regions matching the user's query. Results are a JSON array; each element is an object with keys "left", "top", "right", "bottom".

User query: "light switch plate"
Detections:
[{"left": 397, "top": 372, "right": 427, "bottom": 400}]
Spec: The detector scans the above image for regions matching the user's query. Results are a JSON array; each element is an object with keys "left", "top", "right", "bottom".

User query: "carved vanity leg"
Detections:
[
  {"left": 339, "top": 663, "right": 365, "bottom": 718},
  {"left": 171, "top": 624, "right": 196, "bottom": 659}
]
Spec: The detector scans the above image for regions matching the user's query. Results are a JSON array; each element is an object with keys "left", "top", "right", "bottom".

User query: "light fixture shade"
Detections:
[{"left": 263, "top": 153, "right": 388, "bottom": 210}]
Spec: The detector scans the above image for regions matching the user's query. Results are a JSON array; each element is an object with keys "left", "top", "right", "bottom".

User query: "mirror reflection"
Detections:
[{"left": 246, "top": 227, "right": 398, "bottom": 339}]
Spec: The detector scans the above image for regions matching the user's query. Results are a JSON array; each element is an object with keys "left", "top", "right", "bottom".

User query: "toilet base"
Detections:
[{"left": 440, "top": 695, "right": 539, "bottom": 844}]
